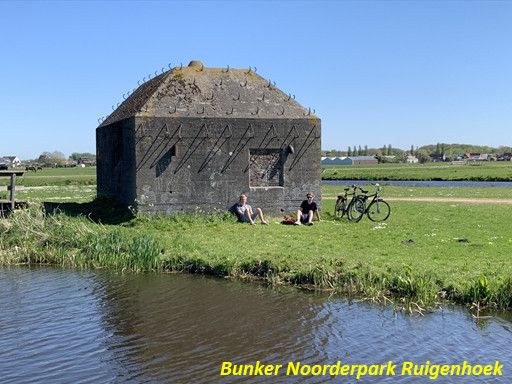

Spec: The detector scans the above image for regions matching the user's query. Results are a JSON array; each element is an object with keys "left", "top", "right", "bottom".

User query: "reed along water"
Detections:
[{"left": 1, "top": 267, "right": 511, "bottom": 383}]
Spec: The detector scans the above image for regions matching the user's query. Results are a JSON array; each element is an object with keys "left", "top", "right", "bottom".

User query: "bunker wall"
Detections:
[
  {"left": 132, "top": 117, "right": 321, "bottom": 216},
  {"left": 96, "top": 118, "right": 136, "bottom": 205}
]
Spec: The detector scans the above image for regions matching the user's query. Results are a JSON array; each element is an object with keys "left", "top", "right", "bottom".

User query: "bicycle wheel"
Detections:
[
  {"left": 348, "top": 197, "right": 365, "bottom": 222},
  {"left": 367, "top": 199, "right": 391, "bottom": 222},
  {"left": 334, "top": 198, "right": 347, "bottom": 218}
]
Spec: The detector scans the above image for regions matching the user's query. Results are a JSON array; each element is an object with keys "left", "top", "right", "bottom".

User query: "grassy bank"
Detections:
[
  {"left": 1, "top": 191, "right": 512, "bottom": 313},
  {"left": 322, "top": 162, "right": 512, "bottom": 181}
]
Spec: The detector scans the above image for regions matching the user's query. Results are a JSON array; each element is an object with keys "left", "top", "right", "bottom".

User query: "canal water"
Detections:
[{"left": 1, "top": 267, "right": 511, "bottom": 383}]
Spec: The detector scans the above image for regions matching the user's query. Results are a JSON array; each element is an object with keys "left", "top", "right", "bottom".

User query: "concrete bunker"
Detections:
[{"left": 96, "top": 61, "right": 321, "bottom": 215}]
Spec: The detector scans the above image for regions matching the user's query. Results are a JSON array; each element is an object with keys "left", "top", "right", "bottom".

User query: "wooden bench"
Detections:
[{"left": 0, "top": 170, "right": 26, "bottom": 216}]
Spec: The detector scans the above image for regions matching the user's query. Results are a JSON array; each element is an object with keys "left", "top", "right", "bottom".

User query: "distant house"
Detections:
[
  {"left": 321, "top": 156, "right": 377, "bottom": 165},
  {"left": 465, "top": 153, "right": 488, "bottom": 161},
  {"left": 497, "top": 153, "right": 512, "bottom": 161},
  {"left": 345, "top": 156, "right": 378, "bottom": 165},
  {"left": 78, "top": 157, "right": 96, "bottom": 166},
  {"left": 405, "top": 155, "right": 419, "bottom": 164},
  {"left": 321, "top": 156, "right": 347, "bottom": 165},
  {"left": 1, "top": 156, "right": 21, "bottom": 167}
]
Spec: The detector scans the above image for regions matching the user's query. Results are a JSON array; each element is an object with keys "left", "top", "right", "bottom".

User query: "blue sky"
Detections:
[{"left": 0, "top": 0, "right": 511, "bottom": 159}]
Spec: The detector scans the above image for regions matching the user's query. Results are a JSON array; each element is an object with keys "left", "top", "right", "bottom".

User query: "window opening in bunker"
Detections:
[{"left": 249, "top": 148, "right": 284, "bottom": 187}]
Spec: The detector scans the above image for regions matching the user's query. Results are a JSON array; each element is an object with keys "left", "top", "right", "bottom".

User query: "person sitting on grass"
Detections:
[
  {"left": 234, "top": 194, "right": 268, "bottom": 225},
  {"left": 294, "top": 192, "right": 320, "bottom": 225}
]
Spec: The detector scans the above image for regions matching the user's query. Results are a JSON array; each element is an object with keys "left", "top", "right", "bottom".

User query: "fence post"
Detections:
[{"left": 9, "top": 173, "right": 16, "bottom": 210}]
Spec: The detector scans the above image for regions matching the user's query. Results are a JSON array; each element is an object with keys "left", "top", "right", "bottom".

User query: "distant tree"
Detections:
[
  {"left": 416, "top": 149, "right": 431, "bottom": 163},
  {"left": 358, "top": 145, "right": 362, "bottom": 156},
  {"left": 410, "top": 145, "right": 415, "bottom": 155},
  {"left": 347, "top": 146, "right": 352, "bottom": 156},
  {"left": 364, "top": 145, "right": 368, "bottom": 156},
  {"left": 395, "top": 152, "right": 406, "bottom": 163},
  {"left": 387, "top": 145, "right": 392, "bottom": 155},
  {"left": 435, "top": 142, "right": 441, "bottom": 155},
  {"left": 51, "top": 151, "right": 65, "bottom": 160},
  {"left": 70, "top": 152, "right": 95, "bottom": 161},
  {"left": 38, "top": 150, "right": 66, "bottom": 167}
]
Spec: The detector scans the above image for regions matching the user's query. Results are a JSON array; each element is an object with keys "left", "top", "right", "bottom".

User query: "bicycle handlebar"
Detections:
[{"left": 345, "top": 184, "right": 382, "bottom": 194}]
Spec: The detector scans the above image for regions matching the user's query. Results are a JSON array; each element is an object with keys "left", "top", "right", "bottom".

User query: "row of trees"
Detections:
[
  {"left": 322, "top": 143, "right": 512, "bottom": 164},
  {"left": 322, "top": 145, "right": 407, "bottom": 159},
  {"left": 28, "top": 151, "right": 96, "bottom": 167}
]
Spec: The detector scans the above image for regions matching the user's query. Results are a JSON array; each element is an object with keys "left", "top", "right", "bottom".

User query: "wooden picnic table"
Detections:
[{"left": 0, "top": 170, "right": 25, "bottom": 212}]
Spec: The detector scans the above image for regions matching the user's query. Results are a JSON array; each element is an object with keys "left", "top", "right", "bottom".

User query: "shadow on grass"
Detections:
[{"left": 43, "top": 198, "right": 134, "bottom": 225}]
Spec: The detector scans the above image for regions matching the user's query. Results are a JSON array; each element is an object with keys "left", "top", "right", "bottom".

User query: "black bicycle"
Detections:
[
  {"left": 350, "top": 183, "right": 391, "bottom": 222},
  {"left": 334, "top": 185, "right": 363, "bottom": 221}
]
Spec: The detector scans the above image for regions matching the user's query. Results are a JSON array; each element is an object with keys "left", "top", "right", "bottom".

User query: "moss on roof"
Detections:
[{"left": 99, "top": 63, "right": 318, "bottom": 127}]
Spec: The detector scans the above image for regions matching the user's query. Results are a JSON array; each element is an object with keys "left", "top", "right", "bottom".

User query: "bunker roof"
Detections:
[{"left": 99, "top": 61, "right": 317, "bottom": 127}]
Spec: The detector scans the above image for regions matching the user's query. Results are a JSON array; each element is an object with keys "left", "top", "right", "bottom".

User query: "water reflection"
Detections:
[
  {"left": 96, "top": 273, "right": 328, "bottom": 383},
  {"left": 1, "top": 267, "right": 511, "bottom": 383}
]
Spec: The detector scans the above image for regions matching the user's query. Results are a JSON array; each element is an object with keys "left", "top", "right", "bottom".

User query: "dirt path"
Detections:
[
  {"left": 385, "top": 196, "right": 512, "bottom": 204},
  {"left": 322, "top": 195, "right": 512, "bottom": 204}
]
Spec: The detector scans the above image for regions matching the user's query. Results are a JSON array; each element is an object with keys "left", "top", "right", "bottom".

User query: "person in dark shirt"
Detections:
[{"left": 294, "top": 192, "right": 320, "bottom": 225}]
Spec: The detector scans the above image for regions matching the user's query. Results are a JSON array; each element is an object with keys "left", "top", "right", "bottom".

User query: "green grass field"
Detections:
[
  {"left": 322, "top": 162, "right": 512, "bottom": 181},
  {"left": 3, "top": 162, "right": 511, "bottom": 189},
  {"left": 0, "top": 167, "right": 96, "bottom": 187},
  {"left": 2, "top": 166, "right": 512, "bottom": 311},
  {"left": 9, "top": 183, "right": 512, "bottom": 203},
  {"left": 2, "top": 181, "right": 512, "bottom": 312}
]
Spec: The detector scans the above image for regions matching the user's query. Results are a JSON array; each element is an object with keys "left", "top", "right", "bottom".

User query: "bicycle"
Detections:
[
  {"left": 350, "top": 183, "right": 391, "bottom": 222},
  {"left": 334, "top": 185, "right": 363, "bottom": 221}
]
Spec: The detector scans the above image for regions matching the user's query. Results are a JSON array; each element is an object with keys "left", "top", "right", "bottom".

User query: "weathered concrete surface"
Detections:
[{"left": 97, "top": 61, "right": 321, "bottom": 216}]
